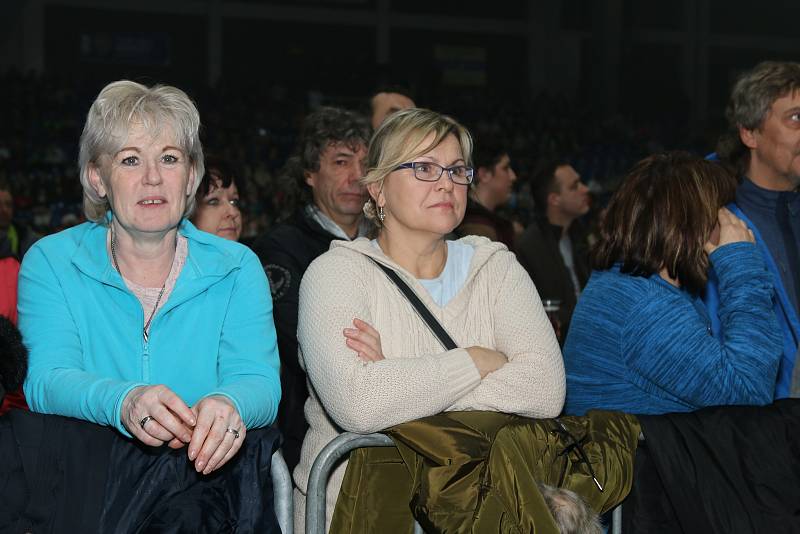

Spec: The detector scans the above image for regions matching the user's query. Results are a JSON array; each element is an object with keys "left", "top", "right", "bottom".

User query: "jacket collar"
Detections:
[
  {"left": 466, "top": 197, "right": 496, "bottom": 220},
  {"left": 738, "top": 177, "right": 782, "bottom": 212},
  {"left": 71, "top": 217, "right": 240, "bottom": 293},
  {"left": 727, "top": 202, "right": 800, "bottom": 333},
  {"left": 536, "top": 216, "right": 564, "bottom": 241},
  {"left": 291, "top": 206, "right": 345, "bottom": 242},
  {"left": 305, "top": 203, "right": 372, "bottom": 240}
]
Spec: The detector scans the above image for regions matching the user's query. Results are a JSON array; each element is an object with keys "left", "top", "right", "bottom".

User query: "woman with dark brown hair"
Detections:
[
  {"left": 563, "top": 151, "right": 783, "bottom": 415},
  {"left": 191, "top": 155, "right": 243, "bottom": 241}
]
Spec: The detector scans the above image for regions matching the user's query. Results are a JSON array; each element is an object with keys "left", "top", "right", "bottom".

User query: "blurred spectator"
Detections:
[
  {"left": 0, "top": 315, "right": 28, "bottom": 416},
  {"left": 191, "top": 154, "right": 244, "bottom": 242},
  {"left": 516, "top": 158, "right": 591, "bottom": 341},
  {"left": 251, "top": 106, "right": 371, "bottom": 473},
  {"left": 0, "top": 184, "right": 26, "bottom": 414},
  {"left": 0, "top": 253, "right": 18, "bottom": 323},
  {"left": 0, "top": 180, "right": 39, "bottom": 260},
  {"left": 0, "top": 72, "right": 659, "bottom": 244},
  {"left": 368, "top": 85, "right": 416, "bottom": 129},
  {"left": 455, "top": 134, "right": 519, "bottom": 250}
]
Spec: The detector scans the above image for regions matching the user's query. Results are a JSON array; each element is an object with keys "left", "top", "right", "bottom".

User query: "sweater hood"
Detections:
[{"left": 330, "top": 235, "right": 510, "bottom": 286}]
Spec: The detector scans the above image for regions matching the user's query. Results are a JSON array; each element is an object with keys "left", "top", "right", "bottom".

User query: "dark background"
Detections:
[{"left": 2, "top": 0, "right": 799, "bottom": 236}]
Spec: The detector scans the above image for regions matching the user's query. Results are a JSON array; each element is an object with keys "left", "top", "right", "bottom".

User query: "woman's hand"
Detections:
[
  {"left": 343, "top": 319, "right": 508, "bottom": 377},
  {"left": 705, "top": 208, "right": 755, "bottom": 255},
  {"left": 344, "top": 318, "right": 385, "bottom": 362},
  {"left": 466, "top": 346, "right": 509, "bottom": 378},
  {"left": 121, "top": 385, "right": 196, "bottom": 448},
  {"left": 188, "top": 395, "right": 246, "bottom": 475}
]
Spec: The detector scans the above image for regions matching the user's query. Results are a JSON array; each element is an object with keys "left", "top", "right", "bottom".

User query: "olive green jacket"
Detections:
[{"left": 331, "top": 410, "right": 640, "bottom": 533}]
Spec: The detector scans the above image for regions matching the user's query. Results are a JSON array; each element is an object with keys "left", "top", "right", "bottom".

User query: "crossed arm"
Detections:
[{"left": 298, "top": 250, "right": 565, "bottom": 434}]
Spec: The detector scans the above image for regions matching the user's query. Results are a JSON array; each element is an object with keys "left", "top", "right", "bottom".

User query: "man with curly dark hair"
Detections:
[{"left": 251, "top": 106, "right": 371, "bottom": 471}]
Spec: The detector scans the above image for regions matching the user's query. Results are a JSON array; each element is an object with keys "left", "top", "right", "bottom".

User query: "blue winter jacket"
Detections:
[
  {"left": 19, "top": 219, "right": 281, "bottom": 435},
  {"left": 704, "top": 204, "right": 800, "bottom": 398}
]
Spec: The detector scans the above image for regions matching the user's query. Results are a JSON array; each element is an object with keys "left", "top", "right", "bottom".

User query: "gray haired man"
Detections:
[{"left": 711, "top": 60, "right": 800, "bottom": 397}]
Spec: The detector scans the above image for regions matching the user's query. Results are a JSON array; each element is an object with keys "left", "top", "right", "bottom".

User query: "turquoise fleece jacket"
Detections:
[
  {"left": 564, "top": 242, "right": 782, "bottom": 416},
  {"left": 19, "top": 219, "right": 281, "bottom": 435}
]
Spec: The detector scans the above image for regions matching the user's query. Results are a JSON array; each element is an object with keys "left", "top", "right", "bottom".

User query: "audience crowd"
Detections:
[
  {"left": 1, "top": 58, "right": 798, "bottom": 533},
  {"left": 0, "top": 70, "right": 663, "bottom": 240}
]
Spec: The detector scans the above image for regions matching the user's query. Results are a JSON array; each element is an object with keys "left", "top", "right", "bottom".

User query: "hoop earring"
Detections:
[{"left": 377, "top": 205, "right": 386, "bottom": 222}]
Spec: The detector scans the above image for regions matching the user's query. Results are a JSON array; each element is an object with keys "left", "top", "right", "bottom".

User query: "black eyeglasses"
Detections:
[{"left": 395, "top": 162, "right": 474, "bottom": 185}]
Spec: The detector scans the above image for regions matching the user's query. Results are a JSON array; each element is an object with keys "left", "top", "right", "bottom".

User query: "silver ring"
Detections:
[
  {"left": 226, "top": 427, "right": 240, "bottom": 439},
  {"left": 139, "top": 415, "right": 155, "bottom": 430}
]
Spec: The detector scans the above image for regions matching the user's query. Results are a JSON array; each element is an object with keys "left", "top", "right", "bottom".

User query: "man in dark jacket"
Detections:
[
  {"left": 455, "top": 135, "right": 519, "bottom": 250},
  {"left": 711, "top": 60, "right": 800, "bottom": 397},
  {"left": 516, "top": 159, "right": 590, "bottom": 342},
  {"left": 251, "top": 107, "right": 371, "bottom": 471}
]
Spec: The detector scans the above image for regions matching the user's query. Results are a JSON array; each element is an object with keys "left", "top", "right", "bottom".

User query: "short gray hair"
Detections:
[
  {"left": 78, "top": 80, "right": 205, "bottom": 222},
  {"left": 717, "top": 61, "right": 800, "bottom": 173}
]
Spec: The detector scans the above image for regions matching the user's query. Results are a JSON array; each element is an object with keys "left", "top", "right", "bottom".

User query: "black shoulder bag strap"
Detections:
[{"left": 368, "top": 257, "right": 458, "bottom": 351}]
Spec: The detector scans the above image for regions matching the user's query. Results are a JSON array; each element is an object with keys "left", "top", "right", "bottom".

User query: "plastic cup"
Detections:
[{"left": 542, "top": 299, "right": 562, "bottom": 343}]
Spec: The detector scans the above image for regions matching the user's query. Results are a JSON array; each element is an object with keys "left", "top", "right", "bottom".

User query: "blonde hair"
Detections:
[
  {"left": 361, "top": 107, "right": 473, "bottom": 226},
  {"left": 78, "top": 80, "right": 205, "bottom": 222}
]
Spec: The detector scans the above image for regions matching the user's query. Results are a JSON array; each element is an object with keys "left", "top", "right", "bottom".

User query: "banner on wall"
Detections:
[
  {"left": 79, "top": 32, "right": 171, "bottom": 66},
  {"left": 434, "top": 45, "right": 487, "bottom": 86}
]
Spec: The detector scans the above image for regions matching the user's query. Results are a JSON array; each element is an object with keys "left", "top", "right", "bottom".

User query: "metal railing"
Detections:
[
  {"left": 305, "top": 432, "right": 424, "bottom": 534},
  {"left": 271, "top": 449, "right": 293, "bottom": 533},
  {"left": 305, "top": 430, "right": 642, "bottom": 533}
]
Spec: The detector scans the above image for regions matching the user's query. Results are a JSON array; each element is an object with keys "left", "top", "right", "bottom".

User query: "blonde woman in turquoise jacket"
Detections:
[{"left": 18, "top": 81, "right": 280, "bottom": 481}]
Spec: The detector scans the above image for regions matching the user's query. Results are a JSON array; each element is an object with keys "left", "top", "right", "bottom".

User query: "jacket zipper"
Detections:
[{"left": 141, "top": 308, "right": 150, "bottom": 382}]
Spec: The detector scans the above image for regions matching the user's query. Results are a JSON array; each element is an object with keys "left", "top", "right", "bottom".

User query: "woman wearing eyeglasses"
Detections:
[{"left": 293, "top": 108, "right": 566, "bottom": 531}]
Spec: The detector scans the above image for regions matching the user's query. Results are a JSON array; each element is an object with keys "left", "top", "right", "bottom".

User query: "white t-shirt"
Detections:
[{"left": 371, "top": 239, "right": 475, "bottom": 307}]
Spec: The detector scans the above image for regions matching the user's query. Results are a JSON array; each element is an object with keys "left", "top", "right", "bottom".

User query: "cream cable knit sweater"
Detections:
[{"left": 293, "top": 236, "right": 565, "bottom": 532}]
